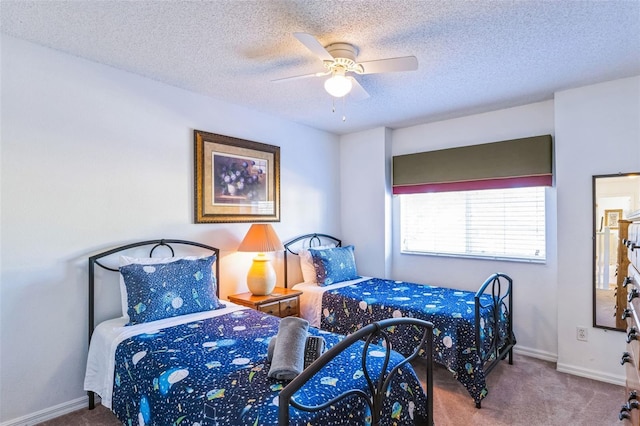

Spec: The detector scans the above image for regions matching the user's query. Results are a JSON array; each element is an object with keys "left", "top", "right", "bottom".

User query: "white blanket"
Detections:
[
  {"left": 292, "top": 277, "right": 370, "bottom": 327},
  {"left": 83, "top": 303, "right": 247, "bottom": 408}
]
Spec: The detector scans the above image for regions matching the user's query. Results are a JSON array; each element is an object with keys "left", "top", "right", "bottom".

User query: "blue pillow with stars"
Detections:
[
  {"left": 120, "top": 255, "right": 223, "bottom": 325},
  {"left": 309, "top": 245, "right": 360, "bottom": 286}
]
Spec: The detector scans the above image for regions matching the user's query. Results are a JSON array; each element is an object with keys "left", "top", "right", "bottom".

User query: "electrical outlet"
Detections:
[{"left": 577, "top": 327, "right": 588, "bottom": 341}]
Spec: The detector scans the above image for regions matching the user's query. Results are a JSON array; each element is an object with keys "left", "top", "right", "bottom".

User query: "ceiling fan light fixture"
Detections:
[{"left": 324, "top": 71, "right": 352, "bottom": 98}]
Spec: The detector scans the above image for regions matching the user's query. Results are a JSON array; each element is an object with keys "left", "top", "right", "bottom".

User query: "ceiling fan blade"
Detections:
[
  {"left": 293, "top": 32, "right": 334, "bottom": 62},
  {"left": 272, "top": 71, "right": 328, "bottom": 83},
  {"left": 358, "top": 56, "right": 418, "bottom": 75},
  {"left": 348, "top": 77, "right": 370, "bottom": 101}
]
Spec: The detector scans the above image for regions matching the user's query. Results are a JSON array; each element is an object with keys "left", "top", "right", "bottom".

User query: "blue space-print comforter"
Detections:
[
  {"left": 320, "top": 278, "right": 510, "bottom": 404},
  {"left": 112, "top": 308, "right": 428, "bottom": 425}
]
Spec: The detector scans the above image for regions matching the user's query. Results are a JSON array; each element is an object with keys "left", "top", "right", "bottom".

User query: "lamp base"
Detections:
[{"left": 246, "top": 253, "right": 276, "bottom": 296}]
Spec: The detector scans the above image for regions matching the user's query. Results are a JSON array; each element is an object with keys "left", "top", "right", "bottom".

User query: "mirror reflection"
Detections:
[{"left": 593, "top": 173, "right": 640, "bottom": 330}]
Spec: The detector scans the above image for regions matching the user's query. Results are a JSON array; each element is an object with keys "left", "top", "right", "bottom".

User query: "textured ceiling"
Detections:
[{"left": 1, "top": 1, "right": 639, "bottom": 135}]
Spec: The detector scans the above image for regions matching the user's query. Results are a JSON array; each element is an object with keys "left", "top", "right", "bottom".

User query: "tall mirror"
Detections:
[{"left": 593, "top": 173, "right": 640, "bottom": 330}]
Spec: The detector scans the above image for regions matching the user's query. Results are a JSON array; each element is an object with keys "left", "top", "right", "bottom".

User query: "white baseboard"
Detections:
[
  {"left": 0, "top": 396, "right": 88, "bottom": 426},
  {"left": 557, "top": 361, "right": 626, "bottom": 386},
  {"left": 513, "top": 344, "right": 558, "bottom": 362}
]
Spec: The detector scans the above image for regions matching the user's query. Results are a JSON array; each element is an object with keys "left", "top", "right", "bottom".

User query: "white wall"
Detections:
[
  {"left": 390, "top": 101, "right": 559, "bottom": 361},
  {"left": 339, "top": 127, "right": 392, "bottom": 278},
  {"left": 555, "top": 76, "right": 640, "bottom": 383},
  {"left": 0, "top": 35, "right": 340, "bottom": 424}
]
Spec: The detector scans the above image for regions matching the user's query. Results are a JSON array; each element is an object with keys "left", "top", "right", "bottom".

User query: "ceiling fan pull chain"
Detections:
[
  {"left": 342, "top": 96, "right": 347, "bottom": 122},
  {"left": 329, "top": 95, "right": 347, "bottom": 121}
]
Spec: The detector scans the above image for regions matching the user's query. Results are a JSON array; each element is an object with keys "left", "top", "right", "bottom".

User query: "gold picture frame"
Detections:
[
  {"left": 604, "top": 209, "right": 623, "bottom": 229},
  {"left": 194, "top": 130, "right": 280, "bottom": 223}
]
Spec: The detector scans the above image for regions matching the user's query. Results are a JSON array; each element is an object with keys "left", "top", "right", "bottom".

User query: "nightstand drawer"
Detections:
[
  {"left": 227, "top": 287, "right": 303, "bottom": 319},
  {"left": 258, "top": 301, "right": 281, "bottom": 316},
  {"left": 279, "top": 298, "right": 299, "bottom": 317}
]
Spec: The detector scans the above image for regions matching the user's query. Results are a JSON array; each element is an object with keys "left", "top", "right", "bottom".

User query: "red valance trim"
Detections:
[{"left": 392, "top": 174, "right": 552, "bottom": 195}]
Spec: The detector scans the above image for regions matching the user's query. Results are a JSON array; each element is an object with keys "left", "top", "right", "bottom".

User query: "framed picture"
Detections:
[
  {"left": 604, "top": 209, "right": 623, "bottom": 229},
  {"left": 194, "top": 130, "right": 280, "bottom": 223}
]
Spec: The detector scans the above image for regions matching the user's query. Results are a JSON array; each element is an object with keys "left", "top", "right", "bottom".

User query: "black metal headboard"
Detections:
[
  {"left": 88, "top": 239, "right": 220, "bottom": 339},
  {"left": 283, "top": 233, "right": 341, "bottom": 288}
]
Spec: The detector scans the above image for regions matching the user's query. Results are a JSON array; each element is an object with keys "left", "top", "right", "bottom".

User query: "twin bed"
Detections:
[
  {"left": 283, "top": 233, "right": 516, "bottom": 408},
  {"left": 84, "top": 239, "right": 434, "bottom": 425}
]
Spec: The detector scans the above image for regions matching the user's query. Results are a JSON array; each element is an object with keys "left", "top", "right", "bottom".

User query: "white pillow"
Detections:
[
  {"left": 118, "top": 255, "right": 208, "bottom": 319},
  {"left": 298, "top": 244, "right": 335, "bottom": 283}
]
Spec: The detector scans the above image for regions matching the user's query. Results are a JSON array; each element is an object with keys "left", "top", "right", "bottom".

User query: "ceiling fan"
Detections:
[{"left": 273, "top": 32, "right": 419, "bottom": 100}]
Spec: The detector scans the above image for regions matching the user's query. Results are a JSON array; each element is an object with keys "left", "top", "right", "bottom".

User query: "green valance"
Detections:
[{"left": 392, "top": 135, "right": 553, "bottom": 194}]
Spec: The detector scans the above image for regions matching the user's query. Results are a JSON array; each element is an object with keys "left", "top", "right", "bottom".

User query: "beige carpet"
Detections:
[
  {"left": 422, "top": 354, "right": 623, "bottom": 426},
  {"left": 38, "top": 354, "right": 623, "bottom": 426}
]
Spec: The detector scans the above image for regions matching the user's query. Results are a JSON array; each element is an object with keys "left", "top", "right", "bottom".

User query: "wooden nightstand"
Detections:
[{"left": 228, "top": 287, "right": 302, "bottom": 318}]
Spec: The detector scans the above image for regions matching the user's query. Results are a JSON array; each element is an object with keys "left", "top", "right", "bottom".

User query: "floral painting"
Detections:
[{"left": 213, "top": 154, "right": 267, "bottom": 204}]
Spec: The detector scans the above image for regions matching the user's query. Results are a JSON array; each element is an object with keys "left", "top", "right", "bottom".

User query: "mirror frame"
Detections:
[{"left": 592, "top": 172, "right": 640, "bottom": 331}]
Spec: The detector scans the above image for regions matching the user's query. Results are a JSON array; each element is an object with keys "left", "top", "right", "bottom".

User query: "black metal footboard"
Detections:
[
  {"left": 475, "top": 273, "right": 515, "bottom": 375},
  {"left": 278, "top": 318, "right": 434, "bottom": 426}
]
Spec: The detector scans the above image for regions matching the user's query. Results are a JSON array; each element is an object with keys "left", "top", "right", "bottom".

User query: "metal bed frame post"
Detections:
[
  {"left": 505, "top": 273, "right": 514, "bottom": 364},
  {"left": 88, "top": 258, "right": 95, "bottom": 409}
]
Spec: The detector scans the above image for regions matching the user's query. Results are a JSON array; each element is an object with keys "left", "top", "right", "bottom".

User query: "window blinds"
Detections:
[
  {"left": 392, "top": 135, "right": 553, "bottom": 194},
  {"left": 400, "top": 187, "right": 546, "bottom": 261}
]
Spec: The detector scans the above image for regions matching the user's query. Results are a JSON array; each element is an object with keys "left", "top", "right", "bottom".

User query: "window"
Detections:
[{"left": 400, "top": 186, "right": 546, "bottom": 262}]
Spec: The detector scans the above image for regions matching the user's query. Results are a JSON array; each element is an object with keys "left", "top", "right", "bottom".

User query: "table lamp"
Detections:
[{"left": 237, "top": 224, "right": 284, "bottom": 295}]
